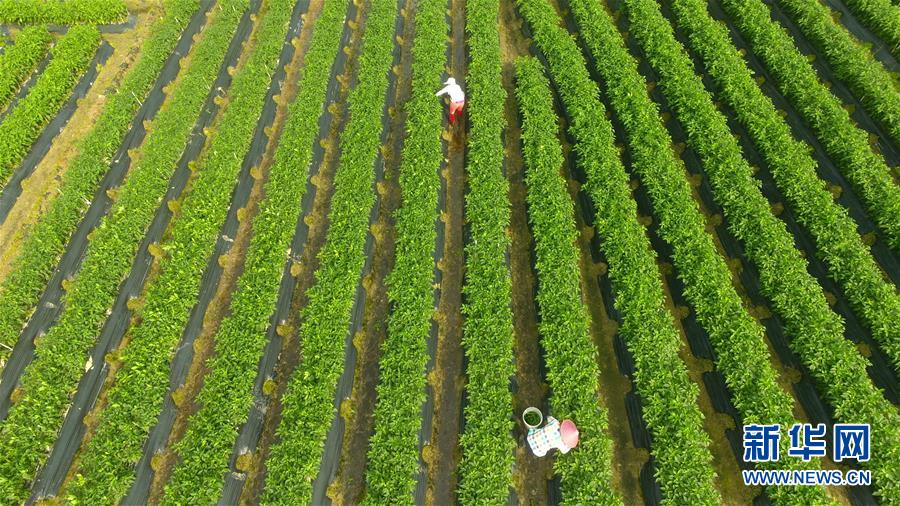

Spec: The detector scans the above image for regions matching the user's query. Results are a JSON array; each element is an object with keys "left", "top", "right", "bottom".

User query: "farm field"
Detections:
[{"left": 0, "top": 0, "right": 897, "bottom": 504}]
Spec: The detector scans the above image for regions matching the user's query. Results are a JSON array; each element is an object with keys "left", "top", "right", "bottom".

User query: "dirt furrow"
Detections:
[
  {"left": 424, "top": 0, "right": 466, "bottom": 501},
  {"left": 327, "top": 0, "right": 415, "bottom": 502}
]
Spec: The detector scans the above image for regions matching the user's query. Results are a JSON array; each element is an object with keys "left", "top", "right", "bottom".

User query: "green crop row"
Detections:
[
  {"left": 361, "top": 0, "right": 446, "bottom": 502},
  {"left": 0, "top": 26, "right": 51, "bottom": 112},
  {"left": 567, "top": 0, "right": 828, "bottom": 502},
  {"left": 514, "top": 56, "right": 619, "bottom": 505},
  {"left": 152, "top": 0, "right": 347, "bottom": 502},
  {"left": 773, "top": 0, "right": 900, "bottom": 143},
  {"left": 0, "top": 1, "right": 247, "bottom": 502},
  {"left": 841, "top": 0, "right": 900, "bottom": 59},
  {"left": 259, "top": 0, "right": 397, "bottom": 502},
  {"left": 0, "top": 0, "right": 127, "bottom": 25},
  {"left": 719, "top": 0, "right": 900, "bottom": 250},
  {"left": 455, "top": 0, "right": 517, "bottom": 503},
  {"left": 65, "top": 0, "right": 309, "bottom": 501},
  {"left": 0, "top": 24, "right": 99, "bottom": 186},
  {"left": 515, "top": 0, "right": 720, "bottom": 502},
  {"left": 625, "top": 0, "right": 900, "bottom": 500},
  {"left": 0, "top": 0, "right": 199, "bottom": 370},
  {"left": 672, "top": 0, "right": 900, "bottom": 389},
  {"left": 258, "top": 0, "right": 399, "bottom": 496}
]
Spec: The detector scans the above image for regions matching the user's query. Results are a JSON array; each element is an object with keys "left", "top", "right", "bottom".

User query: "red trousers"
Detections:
[{"left": 449, "top": 100, "right": 465, "bottom": 124}]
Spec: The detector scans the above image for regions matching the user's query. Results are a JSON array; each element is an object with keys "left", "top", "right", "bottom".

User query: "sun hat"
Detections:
[
  {"left": 445, "top": 77, "right": 456, "bottom": 86},
  {"left": 560, "top": 419, "right": 579, "bottom": 448}
]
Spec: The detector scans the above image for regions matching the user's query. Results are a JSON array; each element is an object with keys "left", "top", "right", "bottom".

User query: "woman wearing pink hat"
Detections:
[{"left": 526, "top": 413, "right": 580, "bottom": 457}]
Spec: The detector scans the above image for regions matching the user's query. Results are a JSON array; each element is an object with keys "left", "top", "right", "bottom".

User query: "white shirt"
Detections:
[{"left": 436, "top": 82, "right": 465, "bottom": 103}]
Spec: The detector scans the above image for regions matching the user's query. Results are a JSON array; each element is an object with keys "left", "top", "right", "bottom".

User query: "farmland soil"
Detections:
[
  {"left": 424, "top": 0, "right": 466, "bottom": 501},
  {"left": 0, "top": 40, "right": 113, "bottom": 225},
  {"left": 231, "top": 0, "right": 366, "bottom": 502},
  {"left": 497, "top": 0, "right": 552, "bottom": 503},
  {"left": 0, "top": 9, "right": 162, "bottom": 276},
  {"left": 0, "top": 0, "right": 247, "bottom": 423},
  {"left": 328, "top": 0, "right": 413, "bottom": 503}
]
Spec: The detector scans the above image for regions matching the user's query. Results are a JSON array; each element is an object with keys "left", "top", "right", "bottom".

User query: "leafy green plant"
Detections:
[
  {"left": 719, "top": 0, "right": 900, "bottom": 250},
  {"left": 515, "top": 55, "right": 619, "bottom": 505},
  {"left": 64, "top": 0, "right": 320, "bottom": 501},
  {"left": 516, "top": 0, "right": 720, "bottom": 502},
  {"left": 152, "top": 0, "right": 348, "bottom": 501},
  {"left": 0, "top": 24, "right": 100, "bottom": 186},
  {"left": 624, "top": 0, "right": 900, "bottom": 500},
  {"left": 361, "top": 0, "right": 447, "bottom": 503},
  {"left": 454, "top": 0, "right": 518, "bottom": 503},
  {"left": 218, "top": 0, "right": 390, "bottom": 501},
  {"left": 565, "top": 0, "right": 830, "bottom": 502},
  {"left": 0, "top": 26, "right": 51, "bottom": 112},
  {"left": 0, "top": 1, "right": 246, "bottom": 502},
  {"left": 0, "top": 0, "right": 128, "bottom": 25},
  {"left": 773, "top": 0, "right": 900, "bottom": 143},
  {"left": 672, "top": 0, "right": 900, "bottom": 398},
  {"left": 840, "top": 0, "right": 900, "bottom": 59},
  {"left": 0, "top": 0, "right": 199, "bottom": 370}
]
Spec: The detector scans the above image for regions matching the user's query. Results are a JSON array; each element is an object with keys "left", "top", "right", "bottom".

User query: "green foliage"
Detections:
[
  {"left": 719, "top": 0, "right": 900, "bottom": 250},
  {"left": 257, "top": 0, "right": 396, "bottom": 501},
  {"left": 155, "top": 0, "right": 347, "bottom": 501},
  {"left": 841, "top": 0, "right": 900, "bottom": 59},
  {"left": 515, "top": 0, "right": 719, "bottom": 502},
  {"left": 361, "top": 0, "right": 446, "bottom": 502},
  {"left": 0, "top": 1, "right": 244, "bottom": 502},
  {"left": 774, "top": 0, "right": 900, "bottom": 143},
  {"left": 0, "top": 24, "right": 99, "bottom": 186},
  {"left": 514, "top": 56, "right": 619, "bottom": 505},
  {"left": 455, "top": 0, "right": 517, "bottom": 502},
  {"left": 625, "top": 0, "right": 900, "bottom": 500},
  {"left": 672, "top": 0, "right": 900, "bottom": 402},
  {"left": 0, "top": 26, "right": 51, "bottom": 112},
  {"left": 0, "top": 0, "right": 199, "bottom": 370},
  {"left": 567, "top": 0, "right": 830, "bottom": 503},
  {"left": 0, "top": 0, "right": 128, "bottom": 25},
  {"left": 66, "top": 0, "right": 309, "bottom": 501}
]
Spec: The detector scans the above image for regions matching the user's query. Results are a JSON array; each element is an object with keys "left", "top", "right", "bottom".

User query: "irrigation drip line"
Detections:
[
  {"left": 14, "top": 4, "right": 255, "bottom": 500},
  {"left": 0, "top": 41, "right": 113, "bottom": 222}
]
